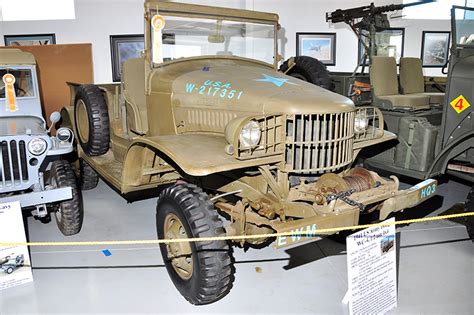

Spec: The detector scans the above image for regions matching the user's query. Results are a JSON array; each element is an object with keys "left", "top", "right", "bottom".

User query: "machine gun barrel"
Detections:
[{"left": 326, "top": 1, "right": 435, "bottom": 24}]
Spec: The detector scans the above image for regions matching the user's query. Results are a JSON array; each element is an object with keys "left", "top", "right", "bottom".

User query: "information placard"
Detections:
[
  {"left": 0, "top": 201, "right": 33, "bottom": 290},
  {"left": 346, "top": 217, "right": 397, "bottom": 315}
]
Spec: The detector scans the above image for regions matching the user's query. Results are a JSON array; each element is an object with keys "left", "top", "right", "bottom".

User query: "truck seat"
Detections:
[
  {"left": 370, "top": 56, "right": 430, "bottom": 110},
  {"left": 122, "top": 57, "right": 148, "bottom": 134},
  {"left": 399, "top": 57, "right": 445, "bottom": 106}
]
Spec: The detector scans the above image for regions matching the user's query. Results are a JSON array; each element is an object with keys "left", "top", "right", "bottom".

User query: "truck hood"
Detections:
[
  {"left": 0, "top": 116, "right": 46, "bottom": 136},
  {"left": 165, "top": 58, "right": 354, "bottom": 115}
]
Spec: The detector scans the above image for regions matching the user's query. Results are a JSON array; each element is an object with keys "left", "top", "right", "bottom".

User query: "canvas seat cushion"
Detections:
[
  {"left": 411, "top": 92, "right": 445, "bottom": 105},
  {"left": 376, "top": 94, "right": 431, "bottom": 110}
]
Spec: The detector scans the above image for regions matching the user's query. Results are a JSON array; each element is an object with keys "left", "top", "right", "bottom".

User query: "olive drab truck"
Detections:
[
  {"left": 61, "top": 1, "right": 438, "bottom": 305},
  {"left": 0, "top": 48, "right": 82, "bottom": 236}
]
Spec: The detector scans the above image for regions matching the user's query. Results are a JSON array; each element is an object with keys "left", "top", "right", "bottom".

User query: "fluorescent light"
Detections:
[
  {"left": 0, "top": 0, "right": 75, "bottom": 21},
  {"left": 402, "top": 0, "right": 466, "bottom": 20}
]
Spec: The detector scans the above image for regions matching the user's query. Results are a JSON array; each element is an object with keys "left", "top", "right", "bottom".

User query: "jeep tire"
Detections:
[
  {"left": 74, "top": 85, "right": 110, "bottom": 156},
  {"left": 51, "top": 160, "right": 83, "bottom": 236},
  {"left": 156, "top": 183, "right": 234, "bottom": 305},
  {"left": 6, "top": 267, "right": 14, "bottom": 274},
  {"left": 280, "top": 56, "right": 335, "bottom": 91},
  {"left": 78, "top": 159, "right": 99, "bottom": 190}
]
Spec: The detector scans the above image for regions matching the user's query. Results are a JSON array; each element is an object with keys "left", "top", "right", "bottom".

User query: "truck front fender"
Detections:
[
  {"left": 126, "top": 134, "right": 283, "bottom": 177},
  {"left": 427, "top": 131, "right": 473, "bottom": 178}
]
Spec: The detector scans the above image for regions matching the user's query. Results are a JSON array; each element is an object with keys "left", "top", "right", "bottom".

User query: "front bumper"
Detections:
[
  {"left": 273, "top": 178, "right": 437, "bottom": 248},
  {"left": 0, "top": 187, "right": 72, "bottom": 208}
]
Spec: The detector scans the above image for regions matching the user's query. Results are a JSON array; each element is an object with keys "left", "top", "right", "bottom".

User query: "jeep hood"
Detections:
[
  {"left": 164, "top": 58, "right": 354, "bottom": 115},
  {"left": 0, "top": 116, "right": 46, "bottom": 136}
]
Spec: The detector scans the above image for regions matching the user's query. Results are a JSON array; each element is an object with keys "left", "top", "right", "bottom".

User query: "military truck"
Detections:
[
  {"left": 61, "top": 1, "right": 437, "bottom": 305},
  {"left": 0, "top": 48, "right": 82, "bottom": 236}
]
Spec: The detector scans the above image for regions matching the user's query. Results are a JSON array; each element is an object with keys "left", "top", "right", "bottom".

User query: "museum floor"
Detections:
[{"left": 0, "top": 178, "right": 472, "bottom": 314}]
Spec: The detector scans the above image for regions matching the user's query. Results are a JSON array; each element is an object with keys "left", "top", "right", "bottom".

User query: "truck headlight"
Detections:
[
  {"left": 57, "top": 128, "right": 72, "bottom": 142},
  {"left": 354, "top": 111, "right": 369, "bottom": 134},
  {"left": 28, "top": 138, "right": 47, "bottom": 156},
  {"left": 239, "top": 120, "right": 261, "bottom": 148}
]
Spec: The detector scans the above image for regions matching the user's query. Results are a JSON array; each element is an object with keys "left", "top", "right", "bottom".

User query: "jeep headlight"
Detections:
[
  {"left": 354, "top": 111, "right": 369, "bottom": 134},
  {"left": 57, "top": 128, "right": 72, "bottom": 142},
  {"left": 239, "top": 120, "right": 261, "bottom": 148},
  {"left": 28, "top": 138, "right": 47, "bottom": 156}
]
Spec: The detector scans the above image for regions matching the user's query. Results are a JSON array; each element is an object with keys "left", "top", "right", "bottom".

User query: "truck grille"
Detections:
[
  {"left": 285, "top": 112, "right": 355, "bottom": 173},
  {"left": 0, "top": 140, "right": 29, "bottom": 188}
]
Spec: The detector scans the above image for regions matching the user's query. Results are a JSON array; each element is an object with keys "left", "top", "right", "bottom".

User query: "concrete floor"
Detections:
[{"left": 0, "top": 178, "right": 472, "bottom": 314}]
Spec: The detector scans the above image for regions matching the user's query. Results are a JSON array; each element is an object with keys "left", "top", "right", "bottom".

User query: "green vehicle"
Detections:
[{"left": 61, "top": 1, "right": 438, "bottom": 305}]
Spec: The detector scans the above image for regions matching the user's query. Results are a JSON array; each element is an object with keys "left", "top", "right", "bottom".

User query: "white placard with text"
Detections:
[
  {"left": 0, "top": 201, "right": 33, "bottom": 290},
  {"left": 346, "top": 217, "right": 397, "bottom": 315}
]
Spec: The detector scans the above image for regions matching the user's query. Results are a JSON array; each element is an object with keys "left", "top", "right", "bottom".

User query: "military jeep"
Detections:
[
  {"left": 0, "top": 49, "right": 82, "bottom": 236},
  {"left": 62, "top": 1, "right": 437, "bottom": 305}
]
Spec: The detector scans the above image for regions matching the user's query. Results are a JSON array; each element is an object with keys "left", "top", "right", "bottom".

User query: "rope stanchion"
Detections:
[{"left": 1, "top": 212, "right": 472, "bottom": 247}]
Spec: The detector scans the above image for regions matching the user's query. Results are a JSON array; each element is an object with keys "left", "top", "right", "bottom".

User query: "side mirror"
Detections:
[
  {"left": 48, "top": 111, "right": 61, "bottom": 133},
  {"left": 50, "top": 111, "right": 61, "bottom": 124},
  {"left": 208, "top": 34, "right": 225, "bottom": 44}
]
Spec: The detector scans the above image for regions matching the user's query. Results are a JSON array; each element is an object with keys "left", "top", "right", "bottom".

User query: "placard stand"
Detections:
[{"left": 0, "top": 201, "right": 33, "bottom": 290}]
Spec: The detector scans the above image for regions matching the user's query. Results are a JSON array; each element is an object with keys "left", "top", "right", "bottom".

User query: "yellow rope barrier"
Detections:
[{"left": 1, "top": 212, "right": 472, "bottom": 247}]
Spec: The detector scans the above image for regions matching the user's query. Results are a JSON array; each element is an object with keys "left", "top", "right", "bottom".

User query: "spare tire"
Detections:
[
  {"left": 74, "top": 85, "right": 110, "bottom": 156},
  {"left": 280, "top": 56, "right": 335, "bottom": 91}
]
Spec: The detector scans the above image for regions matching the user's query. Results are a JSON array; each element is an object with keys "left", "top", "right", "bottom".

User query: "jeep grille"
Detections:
[
  {"left": 285, "top": 112, "right": 355, "bottom": 174},
  {"left": 0, "top": 140, "right": 29, "bottom": 189}
]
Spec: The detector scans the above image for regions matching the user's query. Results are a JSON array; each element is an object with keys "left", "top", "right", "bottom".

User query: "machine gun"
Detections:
[{"left": 327, "top": 1, "right": 434, "bottom": 69}]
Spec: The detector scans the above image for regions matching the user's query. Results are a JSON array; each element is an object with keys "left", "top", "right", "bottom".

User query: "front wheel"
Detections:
[
  {"left": 6, "top": 267, "right": 14, "bottom": 274},
  {"left": 156, "top": 183, "right": 234, "bottom": 305},
  {"left": 50, "top": 160, "right": 83, "bottom": 236}
]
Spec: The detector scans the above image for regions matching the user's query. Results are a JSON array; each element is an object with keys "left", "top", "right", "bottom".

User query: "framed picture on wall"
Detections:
[
  {"left": 110, "top": 33, "right": 175, "bottom": 82},
  {"left": 358, "top": 28, "right": 405, "bottom": 66},
  {"left": 4, "top": 34, "right": 56, "bottom": 46},
  {"left": 110, "top": 34, "right": 145, "bottom": 82},
  {"left": 296, "top": 32, "right": 336, "bottom": 66},
  {"left": 421, "top": 31, "right": 450, "bottom": 67}
]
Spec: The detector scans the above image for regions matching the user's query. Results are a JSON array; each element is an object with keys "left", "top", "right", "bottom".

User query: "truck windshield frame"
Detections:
[
  {"left": 149, "top": 11, "right": 278, "bottom": 67},
  {"left": 452, "top": 6, "right": 474, "bottom": 48}
]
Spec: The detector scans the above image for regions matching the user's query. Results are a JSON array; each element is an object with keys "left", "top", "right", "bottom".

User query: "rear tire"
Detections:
[
  {"left": 156, "top": 183, "right": 234, "bottom": 305},
  {"left": 51, "top": 160, "right": 83, "bottom": 236},
  {"left": 78, "top": 159, "right": 99, "bottom": 190},
  {"left": 280, "top": 56, "right": 335, "bottom": 91},
  {"left": 74, "top": 85, "right": 110, "bottom": 156}
]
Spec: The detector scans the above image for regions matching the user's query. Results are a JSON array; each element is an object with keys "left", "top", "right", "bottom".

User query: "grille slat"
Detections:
[
  {"left": 286, "top": 112, "right": 355, "bottom": 174},
  {"left": 0, "top": 140, "right": 29, "bottom": 188}
]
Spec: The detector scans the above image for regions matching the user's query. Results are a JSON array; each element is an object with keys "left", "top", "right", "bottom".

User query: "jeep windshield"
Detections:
[
  {"left": 152, "top": 15, "right": 276, "bottom": 65},
  {"left": 0, "top": 68, "right": 35, "bottom": 99}
]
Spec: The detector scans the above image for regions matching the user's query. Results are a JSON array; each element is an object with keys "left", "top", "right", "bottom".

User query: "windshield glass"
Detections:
[
  {"left": 153, "top": 15, "right": 276, "bottom": 65},
  {"left": 454, "top": 7, "right": 474, "bottom": 46},
  {"left": 0, "top": 68, "right": 35, "bottom": 99}
]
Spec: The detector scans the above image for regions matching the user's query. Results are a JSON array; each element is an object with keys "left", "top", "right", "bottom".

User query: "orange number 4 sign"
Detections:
[{"left": 450, "top": 95, "right": 471, "bottom": 114}]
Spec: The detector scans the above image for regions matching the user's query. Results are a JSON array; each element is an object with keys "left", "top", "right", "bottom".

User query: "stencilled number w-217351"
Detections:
[{"left": 185, "top": 80, "right": 244, "bottom": 100}]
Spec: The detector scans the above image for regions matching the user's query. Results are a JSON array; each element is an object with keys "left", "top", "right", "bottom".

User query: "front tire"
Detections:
[
  {"left": 51, "top": 160, "right": 83, "bottom": 236},
  {"left": 156, "top": 183, "right": 234, "bottom": 305},
  {"left": 6, "top": 267, "right": 14, "bottom": 274}
]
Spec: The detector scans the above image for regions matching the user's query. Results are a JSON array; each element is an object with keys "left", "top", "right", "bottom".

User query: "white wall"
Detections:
[{"left": 0, "top": 0, "right": 451, "bottom": 83}]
